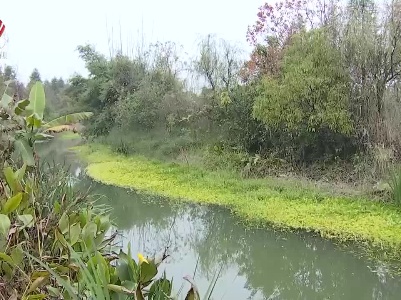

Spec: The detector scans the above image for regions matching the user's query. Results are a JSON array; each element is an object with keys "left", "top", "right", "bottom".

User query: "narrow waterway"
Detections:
[{"left": 39, "top": 138, "right": 401, "bottom": 300}]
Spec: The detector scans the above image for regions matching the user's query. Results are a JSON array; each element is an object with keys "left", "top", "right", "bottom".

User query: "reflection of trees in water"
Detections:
[
  {"left": 93, "top": 183, "right": 195, "bottom": 260},
  {"left": 260, "top": 235, "right": 397, "bottom": 299},
  {"left": 79, "top": 182, "right": 401, "bottom": 299},
  {"left": 37, "top": 139, "right": 86, "bottom": 191},
  {"left": 37, "top": 138, "right": 82, "bottom": 163},
  {"left": 186, "top": 205, "right": 241, "bottom": 278},
  {"left": 41, "top": 140, "right": 401, "bottom": 300},
  {"left": 93, "top": 183, "right": 179, "bottom": 230},
  {"left": 188, "top": 206, "right": 401, "bottom": 300}
]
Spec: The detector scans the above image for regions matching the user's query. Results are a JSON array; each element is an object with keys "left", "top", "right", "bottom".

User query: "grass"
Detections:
[
  {"left": 72, "top": 143, "right": 401, "bottom": 259},
  {"left": 97, "top": 128, "right": 200, "bottom": 160}
]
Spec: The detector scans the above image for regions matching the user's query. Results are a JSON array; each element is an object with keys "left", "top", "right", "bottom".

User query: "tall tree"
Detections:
[
  {"left": 194, "top": 35, "right": 242, "bottom": 91},
  {"left": 243, "top": 0, "right": 325, "bottom": 82},
  {"left": 343, "top": 0, "right": 401, "bottom": 146},
  {"left": 27, "top": 68, "right": 42, "bottom": 94},
  {"left": 3, "top": 65, "right": 16, "bottom": 81},
  {"left": 253, "top": 29, "right": 353, "bottom": 162},
  {"left": 29, "top": 68, "right": 42, "bottom": 83}
]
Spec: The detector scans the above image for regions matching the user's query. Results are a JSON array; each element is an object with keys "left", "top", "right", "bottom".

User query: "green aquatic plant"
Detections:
[{"left": 74, "top": 144, "right": 401, "bottom": 259}]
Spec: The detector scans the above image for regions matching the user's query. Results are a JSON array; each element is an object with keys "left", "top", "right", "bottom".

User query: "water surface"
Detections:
[{"left": 39, "top": 138, "right": 401, "bottom": 300}]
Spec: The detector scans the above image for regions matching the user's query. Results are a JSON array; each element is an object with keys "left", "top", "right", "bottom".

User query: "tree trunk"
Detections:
[{"left": 375, "top": 81, "right": 387, "bottom": 145}]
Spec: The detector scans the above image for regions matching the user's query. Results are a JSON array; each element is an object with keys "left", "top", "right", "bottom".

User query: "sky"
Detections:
[{"left": 1, "top": 0, "right": 263, "bottom": 84}]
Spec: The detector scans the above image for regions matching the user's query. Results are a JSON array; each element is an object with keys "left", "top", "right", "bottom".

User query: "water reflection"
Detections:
[
  {"left": 39, "top": 139, "right": 401, "bottom": 300},
  {"left": 89, "top": 182, "right": 401, "bottom": 300}
]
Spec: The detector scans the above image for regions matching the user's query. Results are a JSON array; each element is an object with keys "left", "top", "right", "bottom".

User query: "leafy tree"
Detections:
[
  {"left": 214, "top": 83, "right": 268, "bottom": 153},
  {"left": 244, "top": 0, "right": 341, "bottom": 82},
  {"left": 62, "top": 1, "right": 401, "bottom": 172},
  {"left": 253, "top": 29, "right": 353, "bottom": 162},
  {"left": 68, "top": 43, "right": 188, "bottom": 136},
  {"left": 29, "top": 68, "right": 41, "bottom": 82},
  {"left": 341, "top": 0, "right": 401, "bottom": 147},
  {"left": 3, "top": 66, "right": 16, "bottom": 81},
  {"left": 26, "top": 68, "right": 42, "bottom": 96},
  {"left": 240, "top": 40, "right": 283, "bottom": 82}
]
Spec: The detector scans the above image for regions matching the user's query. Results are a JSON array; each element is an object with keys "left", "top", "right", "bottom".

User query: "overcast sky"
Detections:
[{"left": 1, "top": 0, "right": 263, "bottom": 84}]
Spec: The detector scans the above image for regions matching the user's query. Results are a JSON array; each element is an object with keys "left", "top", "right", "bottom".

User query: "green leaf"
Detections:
[
  {"left": 25, "top": 253, "right": 78, "bottom": 300},
  {"left": 117, "top": 261, "right": 131, "bottom": 282},
  {"left": 119, "top": 247, "right": 138, "bottom": 283},
  {"left": 43, "top": 112, "right": 94, "bottom": 130},
  {"left": 0, "top": 93, "right": 12, "bottom": 108},
  {"left": 14, "top": 99, "right": 30, "bottom": 115},
  {"left": 14, "top": 106, "right": 24, "bottom": 115},
  {"left": 3, "top": 167, "right": 18, "bottom": 193},
  {"left": 149, "top": 278, "right": 172, "bottom": 297},
  {"left": 96, "top": 215, "right": 111, "bottom": 232},
  {"left": 79, "top": 210, "right": 88, "bottom": 227},
  {"left": 27, "top": 276, "right": 47, "bottom": 294},
  {"left": 25, "top": 294, "right": 47, "bottom": 300},
  {"left": 94, "top": 230, "right": 107, "bottom": 247},
  {"left": 15, "top": 164, "right": 26, "bottom": 181},
  {"left": 26, "top": 82, "right": 46, "bottom": 120},
  {"left": 46, "top": 286, "right": 61, "bottom": 297},
  {"left": 0, "top": 214, "right": 11, "bottom": 237},
  {"left": 81, "top": 221, "right": 97, "bottom": 246},
  {"left": 31, "top": 271, "right": 50, "bottom": 280},
  {"left": 107, "top": 284, "right": 135, "bottom": 295},
  {"left": 69, "top": 222, "right": 81, "bottom": 245},
  {"left": 140, "top": 260, "right": 158, "bottom": 284},
  {"left": 122, "top": 281, "right": 136, "bottom": 290},
  {"left": 19, "top": 193, "right": 30, "bottom": 211},
  {"left": 58, "top": 212, "right": 69, "bottom": 234},
  {"left": 53, "top": 201, "right": 61, "bottom": 214},
  {"left": 10, "top": 244, "right": 23, "bottom": 266},
  {"left": 34, "top": 133, "right": 54, "bottom": 141},
  {"left": 0, "top": 252, "right": 14, "bottom": 265},
  {"left": 49, "top": 263, "right": 71, "bottom": 274},
  {"left": 2, "top": 192, "right": 23, "bottom": 214},
  {"left": 55, "top": 229, "right": 68, "bottom": 248},
  {"left": 18, "top": 214, "right": 34, "bottom": 228},
  {"left": 16, "top": 99, "right": 30, "bottom": 109},
  {"left": 2, "top": 262, "right": 13, "bottom": 279},
  {"left": 14, "top": 139, "right": 35, "bottom": 166},
  {"left": 87, "top": 251, "right": 110, "bottom": 284},
  {"left": 26, "top": 113, "right": 43, "bottom": 128}
]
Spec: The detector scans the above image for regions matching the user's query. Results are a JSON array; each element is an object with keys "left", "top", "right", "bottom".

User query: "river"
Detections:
[{"left": 38, "top": 137, "right": 401, "bottom": 300}]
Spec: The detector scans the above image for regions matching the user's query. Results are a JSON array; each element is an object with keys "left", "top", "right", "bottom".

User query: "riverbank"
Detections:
[{"left": 72, "top": 143, "right": 401, "bottom": 258}]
